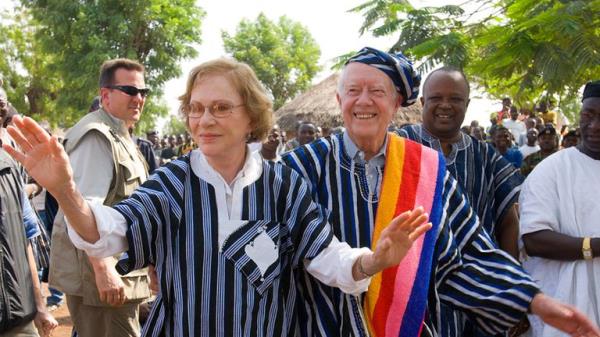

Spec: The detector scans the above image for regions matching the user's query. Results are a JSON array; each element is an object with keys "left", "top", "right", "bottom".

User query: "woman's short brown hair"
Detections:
[{"left": 179, "top": 58, "right": 273, "bottom": 142}]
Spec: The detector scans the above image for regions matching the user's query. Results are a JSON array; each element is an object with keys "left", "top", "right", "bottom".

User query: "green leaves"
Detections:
[
  {"left": 222, "top": 13, "right": 321, "bottom": 110},
  {"left": 354, "top": 0, "right": 600, "bottom": 121},
  {"left": 0, "top": 0, "right": 204, "bottom": 130}
]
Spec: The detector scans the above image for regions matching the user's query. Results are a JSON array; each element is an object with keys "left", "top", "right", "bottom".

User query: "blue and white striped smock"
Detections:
[
  {"left": 282, "top": 133, "right": 538, "bottom": 337},
  {"left": 398, "top": 125, "right": 523, "bottom": 238},
  {"left": 112, "top": 154, "right": 334, "bottom": 337}
]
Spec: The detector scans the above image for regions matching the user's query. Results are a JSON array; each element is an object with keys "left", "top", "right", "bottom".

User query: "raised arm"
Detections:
[{"left": 3, "top": 116, "right": 100, "bottom": 242}]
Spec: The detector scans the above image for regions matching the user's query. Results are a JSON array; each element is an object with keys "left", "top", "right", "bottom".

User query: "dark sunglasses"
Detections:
[{"left": 106, "top": 85, "right": 150, "bottom": 98}]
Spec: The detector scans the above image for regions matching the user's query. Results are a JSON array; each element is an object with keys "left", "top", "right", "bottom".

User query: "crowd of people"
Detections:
[
  {"left": 0, "top": 46, "right": 598, "bottom": 337},
  {"left": 462, "top": 96, "right": 581, "bottom": 177}
]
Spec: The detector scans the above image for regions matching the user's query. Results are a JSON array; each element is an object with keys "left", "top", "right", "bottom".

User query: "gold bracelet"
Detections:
[
  {"left": 583, "top": 237, "right": 593, "bottom": 260},
  {"left": 358, "top": 254, "right": 374, "bottom": 278}
]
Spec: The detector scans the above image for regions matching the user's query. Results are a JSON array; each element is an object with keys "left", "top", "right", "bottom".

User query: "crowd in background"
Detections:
[
  {"left": 1, "top": 51, "right": 598, "bottom": 337},
  {"left": 140, "top": 96, "right": 579, "bottom": 179}
]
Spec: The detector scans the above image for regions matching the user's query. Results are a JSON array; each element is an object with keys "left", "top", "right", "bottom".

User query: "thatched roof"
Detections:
[{"left": 275, "top": 73, "right": 422, "bottom": 131}]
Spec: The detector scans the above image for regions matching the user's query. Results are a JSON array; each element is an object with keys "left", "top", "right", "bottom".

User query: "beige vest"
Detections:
[{"left": 49, "top": 109, "right": 151, "bottom": 306}]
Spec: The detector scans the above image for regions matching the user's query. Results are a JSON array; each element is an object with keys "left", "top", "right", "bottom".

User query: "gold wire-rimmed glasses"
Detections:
[{"left": 184, "top": 102, "right": 245, "bottom": 119}]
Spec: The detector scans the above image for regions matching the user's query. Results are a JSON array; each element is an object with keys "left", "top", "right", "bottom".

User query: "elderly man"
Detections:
[
  {"left": 520, "top": 80, "right": 600, "bottom": 337},
  {"left": 282, "top": 47, "right": 599, "bottom": 337},
  {"left": 49, "top": 58, "right": 151, "bottom": 337}
]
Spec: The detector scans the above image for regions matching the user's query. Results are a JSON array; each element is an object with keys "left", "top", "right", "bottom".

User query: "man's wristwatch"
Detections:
[{"left": 582, "top": 237, "right": 593, "bottom": 260}]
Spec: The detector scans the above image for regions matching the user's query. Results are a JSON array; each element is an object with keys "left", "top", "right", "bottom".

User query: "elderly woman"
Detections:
[{"left": 4, "top": 59, "right": 430, "bottom": 336}]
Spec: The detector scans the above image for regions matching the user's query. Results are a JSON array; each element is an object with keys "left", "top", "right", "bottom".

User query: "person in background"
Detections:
[
  {"left": 561, "top": 129, "right": 579, "bottom": 149},
  {"left": 175, "top": 133, "right": 184, "bottom": 148},
  {"left": 398, "top": 66, "right": 526, "bottom": 336},
  {"left": 159, "top": 134, "right": 177, "bottom": 164},
  {"left": 487, "top": 112, "right": 500, "bottom": 142},
  {"left": 537, "top": 100, "right": 557, "bottom": 126},
  {"left": 330, "top": 126, "right": 345, "bottom": 135},
  {"left": 400, "top": 68, "right": 524, "bottom": 259},
  {"left": 493, "top": 126, "right": 523, "bottom": 168},
  {"left": 177, "top": 132, "right": 195, "bottom": 156},
  {"left": 284, "top": 120, "right": 303, "bottom": 151},
  {"left": 496, "top": 97, "right": 512, "bottom": 123},
  {"left": 145, "top": 130, "right": 161, "bottom": 164},
  {"left": 146, "top": 130, "right": 159, "bottom": 148},
  {"left": 519, "top": 128, "right": 540, "bottom": 160},
  {"left": 130, "top": 127, "right": 158, "bottom": 174},
  {"left": 88, "top": 96, "right": 101, "bottom": 113},
  {"left": 534, "top": 116, "right": 545, "bottom": 133},
  {"left": 47, "top": 58, "right": 151, "bottom": 337},
  {"left": 519, "top": 80, "right": 600, "bottom": 337},
  {"left": 519, "top": 105, "right": 533, "bottom": 121},
  {"left": 257, "top": 124, "right": 286, "bottom": 161},
  {"left": 503, "top": 106, "right": 526, "bottom": 146},
  {"left": 0, "top": 79, "right": 58, "bottom": 337},
  {"left": 521, "top": 126, "right": 558, "bottom": 177},
  {"left": 518, "top": 117, "right": 537, "bottom": 146},
  {"left": 296, "top": 121, "right": 318, "bottom": 146},
  {"left": 470, "top": 125, "right": 486, "bottom": 141}
]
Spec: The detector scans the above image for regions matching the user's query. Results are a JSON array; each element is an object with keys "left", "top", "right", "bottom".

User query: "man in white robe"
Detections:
[{"left": 520, "top": 80, "right": 600, "bottom": 336}]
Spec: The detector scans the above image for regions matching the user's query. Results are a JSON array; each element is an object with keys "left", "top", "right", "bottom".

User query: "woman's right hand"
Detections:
[{"left": 3, "top": 116, "right": 75, "bottom": 197}]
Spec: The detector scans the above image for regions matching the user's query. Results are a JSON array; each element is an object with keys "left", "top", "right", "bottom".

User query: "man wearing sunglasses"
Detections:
[{"left": 49, "top": 59, "right": 151, "bottom": 337}]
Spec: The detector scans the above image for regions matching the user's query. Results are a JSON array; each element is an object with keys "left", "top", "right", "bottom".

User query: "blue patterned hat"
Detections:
[{"left": 346, "top": 47, "right": 421, "bottom": 107}]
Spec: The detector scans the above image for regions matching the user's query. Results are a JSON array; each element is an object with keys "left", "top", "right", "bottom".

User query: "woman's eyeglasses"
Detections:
[
  {"left": 106, "top": 85, "right": 150, "bottom": 98},
  {"left": 184, "top": 102, "right": 244, "bottom": 119}
]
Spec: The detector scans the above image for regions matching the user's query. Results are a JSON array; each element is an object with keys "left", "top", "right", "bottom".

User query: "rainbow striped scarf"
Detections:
[{"left": 363, "top": 133, "right": 445, "bottom": 337}]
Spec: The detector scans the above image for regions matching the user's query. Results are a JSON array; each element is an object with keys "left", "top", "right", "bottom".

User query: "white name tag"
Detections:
[{"left": 244, "top": 231, "right": 278, "bottom": 277}]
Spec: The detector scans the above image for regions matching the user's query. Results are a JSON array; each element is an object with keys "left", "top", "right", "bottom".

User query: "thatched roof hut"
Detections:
[{"left": 275, "top": 73, "right": 422, "bottom": 133}]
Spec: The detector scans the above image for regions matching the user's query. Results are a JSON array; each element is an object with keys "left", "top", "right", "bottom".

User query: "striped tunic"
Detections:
[
  {"left": 398, "top": 125, "right": 523, "bottom": 238},
  {"left": 398, "top": 125, "right": 526, "bottom": 336},
  {"left": 112, "top": 155, "right": 334, "bottom": 337},
  {"left": 282, "top": 134, "right": 539, "bottom": 337}
]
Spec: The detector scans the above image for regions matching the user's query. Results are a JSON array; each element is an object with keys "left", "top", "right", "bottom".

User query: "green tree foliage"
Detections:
[
  {"left": 352, "top": 0, "right": 600, "bottom": 121},
  {"left": 222, "top": 13, "right": 321, "bottom": 110},
  {"left": 0, "top": 6, "right": 60, "bottom": 120},
  {"left": 1, "top": 0, "right": 204, "bottom": 130},
  {"left": 162, "top": 114, "right": 188, "bottom": 136}
]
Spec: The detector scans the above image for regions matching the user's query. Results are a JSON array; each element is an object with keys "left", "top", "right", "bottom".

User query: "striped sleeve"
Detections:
[
  {"left": 281, "top": 165, "right": 334, "bottom": 265},
  {"left": 114, "top": 161, "right": 187, "bottom": 274},
  {"left": 435, "top": 171, "right": 539, "bottom": 334}
]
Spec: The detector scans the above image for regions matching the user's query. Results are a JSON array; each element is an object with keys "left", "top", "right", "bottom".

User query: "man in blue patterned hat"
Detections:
[{"left": 283, "top": 47, "right": 599, "bottom": 337}]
